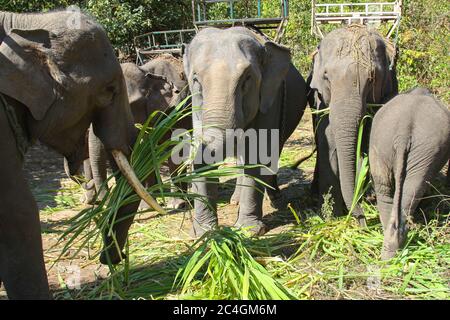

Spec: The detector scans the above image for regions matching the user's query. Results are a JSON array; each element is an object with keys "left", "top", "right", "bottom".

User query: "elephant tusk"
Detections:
[{"left": 111, "top": 150, "right": 166, "bottom": 215}]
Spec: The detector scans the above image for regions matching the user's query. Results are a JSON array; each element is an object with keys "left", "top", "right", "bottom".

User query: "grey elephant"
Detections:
[
  {"left": 0, "top": 11, "right": 159, "bottom": 299},
  {"left": 183, "top": 27, "right": 308, "bottom": 236},
  {"left": 369, "top": 88, "right": 450, "bottom": 259},
  {"left": 83, "top": 55, "right": 191, "bottom": 209},
  {"left": 309, "top": 25, "right": 398, "bottom": 224}
]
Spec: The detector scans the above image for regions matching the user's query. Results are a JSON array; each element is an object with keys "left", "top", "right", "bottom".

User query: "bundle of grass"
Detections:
[{"left": 175, "top": 227, "right": 296, "bottom": 300}]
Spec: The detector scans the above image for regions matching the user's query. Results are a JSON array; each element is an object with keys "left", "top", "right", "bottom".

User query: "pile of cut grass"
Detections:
[{"left": 175, "top": 227, "right": 296, "bottom": 300}]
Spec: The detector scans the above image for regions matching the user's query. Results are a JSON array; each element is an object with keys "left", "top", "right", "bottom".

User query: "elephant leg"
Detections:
[
  {"left": 0, "top": 111, "right": 50, "bottom": 299},
  {"left": 167, "top": 156, "right": 188, "bottom": 210},
  {"left": 88, "top": 125, "right": 108, "bottom": 202},
  {"left": 81, "top": 159, "right": 96, "bottom": 205},
  {"left": 234, "top": 126, "right": 271, "bottom": 235},
  {"left": 230, "top": 174, "right": 242, "bottom": 205},
  {"left": 311, "top": 152, "right": 320, "bottom": 196},
  {"left": 381, "top": 153, "right": 446, "bottom": 260},
  {"left": 0, "top": 192, "right": 50, "bottom": 299},
  {"left": 0, "top": 181, "right": 50, "bottom": 299},
  {"left": 381, "top": 174, "right": 423, "bottom": 260},
  {"left": 317, "top": 118, "right": 345, "bottom": 217},
  {"left": 100, "top": 159, "right": 152, "bottom": 264},
  {"left": 100, "top": 200, "right": 141, "bottom": 265},
  {"left": 192, "top": 171, "right": 219, "bottom": 237},
  {"left": 374, "top": 182, "right": 394, "bottom": 229},
  {"left": 318, "top": 148, "right": 345, "bottom": 217},
  {"left": 235, "top": 166, "right": 266, "bottom": 235}
]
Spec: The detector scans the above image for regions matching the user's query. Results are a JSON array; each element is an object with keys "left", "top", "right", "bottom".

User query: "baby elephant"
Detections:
[{"left": 369, "top": 88, "right": 450, "bottom": 259}]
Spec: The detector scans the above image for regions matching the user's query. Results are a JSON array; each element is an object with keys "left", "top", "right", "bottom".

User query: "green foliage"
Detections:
[
  {"left": 0, "top": 0, "right": 80, "bottom": 12},
  {"left": 396, "top": 0, "right": 450, "bottom": 101},
  {"left": 84, "top": 0, "right": 192, "bottom": 55}
]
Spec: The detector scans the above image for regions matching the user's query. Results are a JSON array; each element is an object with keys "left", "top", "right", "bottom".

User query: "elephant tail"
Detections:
[
  {"left": 390, "top": 138, "right": 410, "bottom": 242},
  {"left": 290, "top": 147, "right": 317, "bottom": 169}
]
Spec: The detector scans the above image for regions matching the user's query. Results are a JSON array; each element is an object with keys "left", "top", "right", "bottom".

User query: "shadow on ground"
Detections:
[{"left": 23, "top": 142, "right": 69, "bottom": 210}]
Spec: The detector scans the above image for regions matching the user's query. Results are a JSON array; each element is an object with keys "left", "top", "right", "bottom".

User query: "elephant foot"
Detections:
[
  {"left": 381, "top": 240, "right": 400, "bottom": 260},
  {"left": 168, "top": 198, "right": 189, "bottom": 210},
  {"left": 380, "top": 248, "right": 397, "bottom": 260},
  {"left": 267, "top": 190, "right": 285, "bottom": 209},
  {"left": 352, "top": 206, "right": 367, "bottom": 228},
  {"left": 234, "top": 219, "right": 267, "bottom": 236},
  {"left": 81, "top": 181, "right": 96, "bottom": 205},
  {"left": 191, "top": 218, "right": 218, "bottom": 239}
]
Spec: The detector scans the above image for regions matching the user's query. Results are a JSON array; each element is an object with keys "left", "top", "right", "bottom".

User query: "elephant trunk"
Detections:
[
  {"left": 329, "top": 95, "right": 365, "bottom": 215},
  {"left": 202, "top": 101, "right": 237, "bottom": 132},
  {"left": 88, "top": 125, "right": 108, "bottom": 201}
]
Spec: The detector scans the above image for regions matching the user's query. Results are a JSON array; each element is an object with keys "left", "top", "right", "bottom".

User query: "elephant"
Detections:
[
  {"left": 369, "top": 88, "right": 450, "bottom": 259},
  {"left": 82, "top": 55, "right": 191, "bottom": 209},
  {"left": 309, "top": 25, "right": 398, "bottom": 224},
  {"left": 0, "top": 11, "right": 160, "bottom": 299},
  {"left": 183, "top": 27, "right": 308, "bottom": 236}
]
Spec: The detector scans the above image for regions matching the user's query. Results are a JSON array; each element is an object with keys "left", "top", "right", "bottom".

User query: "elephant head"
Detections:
[
  {"left": 310, "top": 25, "right": 397, "bottom": 215},
  {"left": 183, "top": 27, "right": 290, "bottom": 156},
  {"left": 0, "top": 11, "right": 162, "bottom": 227},
  {"left": 139, "top": 54, "right": 189, "bottom": 109},
  {"left": 121, "top": 56, "right": 188, "bottom": 124}
]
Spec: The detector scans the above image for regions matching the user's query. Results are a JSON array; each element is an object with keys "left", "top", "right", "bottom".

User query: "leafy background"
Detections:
[{"left": 0, "top": 0, "right": 448, "bottom": 101}]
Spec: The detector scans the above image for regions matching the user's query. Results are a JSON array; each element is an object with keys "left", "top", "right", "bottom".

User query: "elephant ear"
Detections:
[
  {"left": 260, "top": 41, "right": 291, "bottom": 114},
  {"left": 309, "top": 48, "right": 322, "bottom": 93},
  {"left": 0, "top": 29, "right": 59, "bottom": 120},
  {"left": 182, "top": 44, "right": 192, "bottom": 84},
  {"left": 121, "top": 63, "right": 144, "bottom": 105}
]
